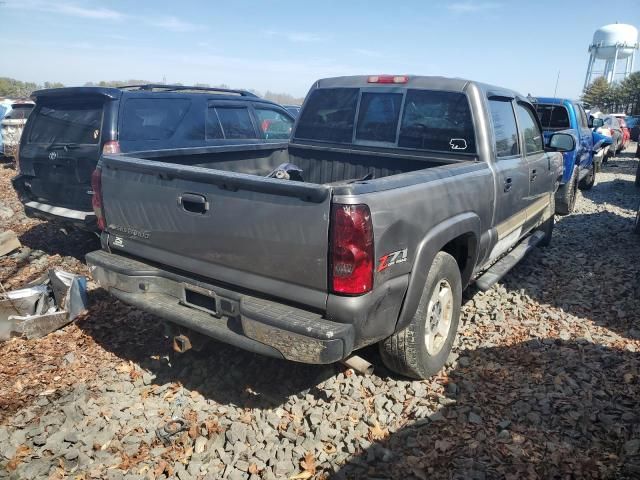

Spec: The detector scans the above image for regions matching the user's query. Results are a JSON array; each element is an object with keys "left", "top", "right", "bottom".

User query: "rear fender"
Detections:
[{"left": 395, "top": 212, "right": 480, "bottom": 333}]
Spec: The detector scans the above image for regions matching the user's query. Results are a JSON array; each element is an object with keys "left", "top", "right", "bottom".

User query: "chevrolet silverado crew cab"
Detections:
[
  {"left": 86, "top": 75, "right": 573, "bottom": 379},
  {"left": 12, "top": 85, "right": 294, "bottom": 231}
]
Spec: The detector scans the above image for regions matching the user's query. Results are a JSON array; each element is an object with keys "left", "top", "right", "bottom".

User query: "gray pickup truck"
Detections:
[{"left": 86, "top": 75, "right": 574, "bottom": 379}]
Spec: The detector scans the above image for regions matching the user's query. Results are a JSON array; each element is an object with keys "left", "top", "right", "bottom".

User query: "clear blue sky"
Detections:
[{"left": 2, "top": 0, "right": 640, "bottom": 99}]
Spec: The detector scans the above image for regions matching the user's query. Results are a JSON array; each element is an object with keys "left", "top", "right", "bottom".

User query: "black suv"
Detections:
[{"left": 12, "top": 84, "right": 295, "bottom": 231}]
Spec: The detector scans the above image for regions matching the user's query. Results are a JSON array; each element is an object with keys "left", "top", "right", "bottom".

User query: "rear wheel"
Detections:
[
  {"left": 578, "top": 162, "right": 596, "bottom": 190},
  {"left": 380, "top": 251, "right": 461, "bottom": 379},
  {"left": 556, "top": 166, "right": 578, "bottom": 215},
  {"left": 538, "top": 197, "right": 555, "bottom": 247}
]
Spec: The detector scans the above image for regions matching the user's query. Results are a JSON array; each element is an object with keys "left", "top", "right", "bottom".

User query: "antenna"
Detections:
[{"left": 553, "top": 70, "right": 560, "bottom": 97}]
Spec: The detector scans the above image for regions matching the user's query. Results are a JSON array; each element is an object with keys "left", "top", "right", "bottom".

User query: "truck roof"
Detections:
[
  {"left": 530, "top": 96, "right": 577, "bottom": 106},
  {"left": 311, "top": 75, "right": 526, "bottom": 101}
]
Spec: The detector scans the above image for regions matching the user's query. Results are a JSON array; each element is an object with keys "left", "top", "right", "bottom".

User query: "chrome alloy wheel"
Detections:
[{"left": 424, "top": 279, "right": 454, "bottom": 355}]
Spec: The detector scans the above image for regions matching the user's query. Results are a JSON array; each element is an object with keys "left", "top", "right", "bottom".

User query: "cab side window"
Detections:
[
  {"left": 576, "top": 105, "right": 589, "bottom": 129},
  {"left": 516, "top": 103, "right": 544, "bottom": 154},
  {"left": 488, "top": 99, "right": 519, "bottom": 158}
]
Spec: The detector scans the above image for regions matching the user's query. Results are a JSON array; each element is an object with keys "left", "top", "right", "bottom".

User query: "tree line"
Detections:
[
  {"left": 582, "top": 72, "right": 640, "bottom": 115},
  {"left": 0, "top": 77, "right": 304, "bottom": 105}
]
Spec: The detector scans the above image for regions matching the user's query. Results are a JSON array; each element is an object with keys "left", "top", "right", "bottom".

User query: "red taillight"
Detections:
[
  {"left": 91, "top": 168, "right": 106, "bottom": 230},
  {"left": 102, "top": 140, "right": 120, "bottom": 154},
  {"left": 367, "top": 75, "right": 409, "bottom": 84},
  {"left": 330, "top": 204, "right": 374, "bottom": 295}
]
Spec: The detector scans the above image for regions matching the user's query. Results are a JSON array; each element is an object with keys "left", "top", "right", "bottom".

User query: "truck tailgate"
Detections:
[{"left": 99, "top": 155, "right": 332, "bottom": 309}]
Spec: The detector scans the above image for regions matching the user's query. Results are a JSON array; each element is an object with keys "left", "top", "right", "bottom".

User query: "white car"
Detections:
[{"left": 1, "top": 101, "right": 34, "bottom": 159}]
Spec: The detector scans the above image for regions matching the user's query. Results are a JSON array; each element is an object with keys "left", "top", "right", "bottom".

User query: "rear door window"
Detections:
[
  {"left": 488, "top": 99, "right": 519, "bottom": 158},
  {"left": 355, "top": 92, "right": 402, "bottom": 143},
  {"left": 254, "top": 107, "right": 293, "bottom": 140},
  {"left": 206, "top": 107, "right": 224, "bottom": 139},
  {"left": 399, "top": 90, "right": 475, "bottom": 153},
  {"left": 516, "top": 103, "right": 544, "bottom": 154},
  {"left": 121, "top": 98, "right": 190, "bottom": 141},
  {"left": 27, "top": 101, "right": 102, "bottom": 144},
  {"left": 215, "top": 107, "right": 256, "bottom": 139},
  {"left": 295, "top": 88, "right": 359, "bottom": 143}
]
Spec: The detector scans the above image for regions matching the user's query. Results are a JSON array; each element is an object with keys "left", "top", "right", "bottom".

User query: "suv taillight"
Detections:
[
  {"left": 102, "top": 141, "right": 120, "bottom": 154},
  {"left": 91, "top": 168, "right": 105, "bottom": 230},
  {"left": 330, "top": 204, "right": 374, "bottom": 295}
]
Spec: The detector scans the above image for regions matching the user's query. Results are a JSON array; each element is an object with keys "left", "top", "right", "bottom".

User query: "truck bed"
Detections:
[
  {"left": 98, "top": 143, "right": 474, "bottom": 312},
  {"left": 122, "top": 142, "right": 462, "bottom": 185}
]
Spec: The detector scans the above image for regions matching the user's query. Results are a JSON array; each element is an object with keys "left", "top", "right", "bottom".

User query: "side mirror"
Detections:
[
  {"left": 546, "top": 132, "right": 575, "bottom": 152},
  {"left": 592, "top": 118, "right": 604, "bottom": 129},
  {"left": 588, "top": 117, "right": 593, "bottom": 128}
]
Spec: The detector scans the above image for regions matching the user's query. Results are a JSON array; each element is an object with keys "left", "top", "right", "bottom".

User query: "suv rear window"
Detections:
[
  {"left": 27, "top": 101, "right": 102, "bottom": 144},
  {"left": 5, "top": 105, "right": 34, "bottom": 120},
  {"left": 535, "top": 104, "right": 570, "bottom": 130},
  {"left": 121, "top": 98, "right": 190, "bottom": 141},
  {"left": 295, "top": 87, "right": 475, "bottom": 154}
]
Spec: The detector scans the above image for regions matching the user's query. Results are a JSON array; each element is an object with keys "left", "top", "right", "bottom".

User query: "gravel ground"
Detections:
[{"left": 0, "top": 149, "right": 639, "bottom": 479}]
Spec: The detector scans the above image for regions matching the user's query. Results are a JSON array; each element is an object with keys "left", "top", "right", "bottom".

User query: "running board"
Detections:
[{"left": 475, "top": 231, "right": 545, "bottom": 291}]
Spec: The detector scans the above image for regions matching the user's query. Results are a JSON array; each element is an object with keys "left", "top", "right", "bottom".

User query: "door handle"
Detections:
[
  {"left": 530, "top": 169, "right": 537, "bottom": 182},
  {"left": 178, "top": 193, "right": 209, "bottom": 214},
  {"left": 504, "top": 177, "right": 513, "bottom": 192}
]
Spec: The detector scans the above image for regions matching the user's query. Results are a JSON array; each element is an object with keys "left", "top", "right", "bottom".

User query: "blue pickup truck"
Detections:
[{"left": 532, "top": 97, "right": 610, "bottom": 214}]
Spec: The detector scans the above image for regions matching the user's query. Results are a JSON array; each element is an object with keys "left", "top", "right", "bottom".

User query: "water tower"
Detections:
[{"left": 584, "top": 23, "right": 639, "bottom": 89}]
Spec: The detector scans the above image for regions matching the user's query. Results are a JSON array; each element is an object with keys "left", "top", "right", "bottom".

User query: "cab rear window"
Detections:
[
  {"left": 535, "top": 104, "right": 570, "bottom": 130},
  {"left": 121, "top": 98, "right": 190, "bottom": 141},
  {"left": 295, "top": 87, "right": 476, "bottom": 154},
  {"left": 27, "top": 101, "right": 102, "bottom": 144}
]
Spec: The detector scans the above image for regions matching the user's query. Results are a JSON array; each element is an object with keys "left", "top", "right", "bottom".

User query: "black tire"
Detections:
[
  {"left": 578, "top": 162, "right": 596, "bottom": 191},
  {"left": 634, "top": 207, "right": 640, "bottom": 235},
  {"left": 635, "top": 161, "right": 640, "bottom": 188},
  {"left": 538, "top": 198, "right": 555, "bottom": 247},
  {"left": 380, "top": 251, "right": 462, "bottom": 379},
  {"left": 555, "top": 166, "right": 578, "bottom": 215}
]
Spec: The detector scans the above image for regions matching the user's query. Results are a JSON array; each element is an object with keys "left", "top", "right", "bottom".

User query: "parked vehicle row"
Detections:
[
  {"left": 531, "top": 97, "right": 611, "bottom": 214},
  {"left": 9, "top": 75, "right": 635, "bottom": 378}
]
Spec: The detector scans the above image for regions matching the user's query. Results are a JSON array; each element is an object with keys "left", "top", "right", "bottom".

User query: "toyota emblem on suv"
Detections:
[{"left": 48, "top": 151, "right": 57, "bottom": 160}]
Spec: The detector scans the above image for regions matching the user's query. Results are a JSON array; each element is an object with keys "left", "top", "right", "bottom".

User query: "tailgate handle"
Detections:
[{"left": 178, "top": 193, "right": 209, "bottom": 214}]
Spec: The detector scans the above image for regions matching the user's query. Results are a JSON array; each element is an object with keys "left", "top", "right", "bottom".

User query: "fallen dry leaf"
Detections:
[
  {"left": 368, "top": 421, "right": 388, "bottom": 441},
  {"left": 289, "top": 451, "right": 317, "bottom": 479},
  {"left": 7, "top": 445, "right": 31, "bottom": 471}
]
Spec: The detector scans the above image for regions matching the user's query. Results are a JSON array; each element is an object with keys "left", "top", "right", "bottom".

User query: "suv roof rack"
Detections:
[{"left": 118, "top": 84, "right": 259, "bottom": 97}]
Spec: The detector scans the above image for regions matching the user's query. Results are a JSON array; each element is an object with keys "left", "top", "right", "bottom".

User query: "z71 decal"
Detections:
[{"left": 377, "top": 248, "right": 408, "bottom": 272}]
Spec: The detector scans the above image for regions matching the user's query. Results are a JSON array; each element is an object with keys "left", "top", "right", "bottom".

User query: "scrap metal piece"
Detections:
[
  {"left": 172, "top": 334, "right": 192, "bottom": 353},
  {"left": 0, "top": 231, "right": 21, "bottom": 256},
  {"left": 0, "top": 269, "right": 88, "bottom": 341},
  {"left": 156, "top": 418, "right": 189, "bottom": 446}
]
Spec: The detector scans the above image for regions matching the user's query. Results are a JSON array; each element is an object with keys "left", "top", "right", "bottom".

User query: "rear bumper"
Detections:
[
  {"left": 12, "top": 175, "right": 97, "bottom": 231},
  {"left": 23, "top": 201, "right": 97, "bottom": 230},
  {"left": 86, "top": 250, "right": 355, "bottom": 364}
]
